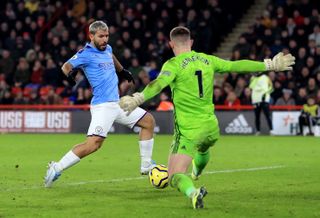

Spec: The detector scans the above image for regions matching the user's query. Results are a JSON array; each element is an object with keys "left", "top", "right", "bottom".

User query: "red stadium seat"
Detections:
[
  {"left": 55, "top": 87, "right": 65, "bottom": 95},
  {"left": 11, "top": 87, "right": 22, "bottom": 96},
  {"left": 62, "top": 97, "right": 70, "bottom": 105},
  {"left": 40, "top": 86, "right": 52, "bottom": 96},
  {"left": 23, "top": 87, "right": 34, "bottom": 97}
]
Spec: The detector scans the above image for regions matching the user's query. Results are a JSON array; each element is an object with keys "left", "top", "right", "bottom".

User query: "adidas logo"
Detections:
[{"left": 225, "top": 114, "right": 253, "bottom": 134}]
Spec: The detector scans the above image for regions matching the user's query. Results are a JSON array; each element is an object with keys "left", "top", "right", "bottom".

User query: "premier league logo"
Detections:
[{"left": 95, "top": 126, "right": 103, "bottom": 134}]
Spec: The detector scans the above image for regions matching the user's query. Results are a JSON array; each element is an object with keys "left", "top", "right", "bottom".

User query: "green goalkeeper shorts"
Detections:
[{"left": 170, "top": 116, "right": 220, "bottom": 157}]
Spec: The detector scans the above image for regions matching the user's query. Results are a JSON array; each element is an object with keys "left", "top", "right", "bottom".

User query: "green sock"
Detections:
[
  {"left": 170, "top": 173, "right": 196, "bottom": 198},
  {"left": 194, "top": 151, "right": 210, "bottom": 175}
]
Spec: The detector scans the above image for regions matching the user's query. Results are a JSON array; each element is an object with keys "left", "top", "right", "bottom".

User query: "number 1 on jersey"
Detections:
[{"left": 195, "top": 70, "right": 203, "bottom": 98}]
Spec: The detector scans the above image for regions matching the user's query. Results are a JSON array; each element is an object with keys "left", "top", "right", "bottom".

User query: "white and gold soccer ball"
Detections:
[{"left": 149, "top": 164, "right": 169, "bottom": 189}]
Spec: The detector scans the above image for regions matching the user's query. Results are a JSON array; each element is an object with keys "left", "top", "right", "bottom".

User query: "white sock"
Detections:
[
  {"left": 55, "top": 150, "right": 80, "bottom": 172},
  {"left": 139, "top": 138, "right": 154, "bottom": 168}
]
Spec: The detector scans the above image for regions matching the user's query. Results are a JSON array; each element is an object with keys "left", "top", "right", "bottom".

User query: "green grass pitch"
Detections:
[{"left": 0, "top": 134, "right": 319, "bottom": 218}]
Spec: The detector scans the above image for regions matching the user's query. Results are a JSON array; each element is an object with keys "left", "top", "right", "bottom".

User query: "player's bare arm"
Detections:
[
  {"left": 112, "top": 54, "right": 135, "bottom": 83},
  {"left": 112, "top": 54, "right": 123, "bottom": 72},
  {"left": 61, "top": 62, "right": 78, "bottom": 86},
  {"left": 61, "top": 62, "right": 73, "bottom": 76}
]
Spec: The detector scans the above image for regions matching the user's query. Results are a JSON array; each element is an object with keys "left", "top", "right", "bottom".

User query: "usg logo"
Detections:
[{"left": 225, "top": 114, "right": 253, "bottom": 134}]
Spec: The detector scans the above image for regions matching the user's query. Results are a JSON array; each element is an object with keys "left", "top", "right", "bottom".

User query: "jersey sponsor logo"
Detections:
[
  {"left": 98, "top": 62, "right": 114, "bottom": 70},
  {"left": 225, "top": 114, "right": 253, "bottom": 134}
]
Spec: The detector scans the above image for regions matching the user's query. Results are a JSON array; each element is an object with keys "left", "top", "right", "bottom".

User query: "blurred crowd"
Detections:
[
  {"left": 0, "top": 0, "right": 319, "bottom": 110},
  {"left": 217, "top": 0, "right": 320, "bottom": 107}
]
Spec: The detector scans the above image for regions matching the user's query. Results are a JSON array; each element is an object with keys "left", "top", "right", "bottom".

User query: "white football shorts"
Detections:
[{"left": 87, "top": 102, "right": 147, "bottom": 137}]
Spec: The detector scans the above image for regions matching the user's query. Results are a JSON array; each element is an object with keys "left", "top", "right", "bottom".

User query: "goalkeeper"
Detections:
[{"left": 119, "top": 26, "right": 295, "bottom": 209}]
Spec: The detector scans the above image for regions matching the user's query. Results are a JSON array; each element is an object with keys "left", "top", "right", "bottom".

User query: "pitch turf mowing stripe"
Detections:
[{"left": 0, "top": 165, "right": 285, "bottom": 192}]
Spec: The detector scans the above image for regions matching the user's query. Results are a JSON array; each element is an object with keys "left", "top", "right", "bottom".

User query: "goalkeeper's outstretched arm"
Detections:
[
  {"left": 229, "top": 60, "right": 266, "bottom": 72},
  {"left": 119, "top": 76, "right": 170, "bottom": 115},
  {"left": 233, "top": 52, "right": 295, "bottom": 72},
  {"left": 216, "top": 52, "right": 295, "bottom": 73},
  {"left": 119, "top": 52, "right": 295, "bottom": 115},
  {"left": 142, "top": 77, "right": 170, "bottom": 101}
]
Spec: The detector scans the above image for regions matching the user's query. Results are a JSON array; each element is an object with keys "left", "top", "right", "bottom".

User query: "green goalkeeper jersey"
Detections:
[
  {"left": 143, "top": 51, "right": 266, "bottom": 130},
  {"left": 142, "top": 51, "right": 266, "bottom": 153}
]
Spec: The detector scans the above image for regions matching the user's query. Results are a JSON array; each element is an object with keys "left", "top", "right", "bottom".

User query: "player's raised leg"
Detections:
[
  {"left": 192, "top": 127, "right": 219, "bottom": 180},
  {"left": 191, "top": 151, "right": 210, "bottom": 180},
  {"left": 191, "top": 143, "right": 217, "bottom": 180}
]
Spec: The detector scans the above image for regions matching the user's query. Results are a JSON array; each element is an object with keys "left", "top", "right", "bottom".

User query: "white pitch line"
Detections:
[
  {"left": 1, "top": 165, "right": 285, "bottom": 191},
  {"left": 204, "top": 165, "right": 285, "bottom": 175},
  {"left": 67, "top": 165, "right": 285, "bottom": 186},
  {"left": 67, "top": 177, "right": 146, "bottom": 186}
]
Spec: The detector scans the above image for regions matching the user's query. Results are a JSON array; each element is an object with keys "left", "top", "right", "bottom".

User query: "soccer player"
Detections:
[
  {"left": 119, "top": 26, "right": 295, "bottom": 209},
  {"left": 44, "top": 21, "right": 156, "bottom": 187}
]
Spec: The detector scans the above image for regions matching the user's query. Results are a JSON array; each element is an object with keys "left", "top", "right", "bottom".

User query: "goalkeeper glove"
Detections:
[
  {"left": 118, "top": 68, "right": 135, "bottom": 84},
  {"left": 119, "top": 92, "right": 144, "bottom": 115},
  {"left": 264, "top": 52, "right": 295, "bottom": 71}
]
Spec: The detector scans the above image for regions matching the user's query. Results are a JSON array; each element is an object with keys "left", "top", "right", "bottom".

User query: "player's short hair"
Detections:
[
  {"left": 170, "top": 26, "right": 190, "bottom": 41},
  {"left": 89, "top": 21, "right": 108, "bottom": 35}
]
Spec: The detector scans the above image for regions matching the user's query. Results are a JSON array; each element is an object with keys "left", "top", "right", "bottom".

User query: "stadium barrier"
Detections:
[{"left": 0, "top": 105, "right": 303, "bottom": 135}]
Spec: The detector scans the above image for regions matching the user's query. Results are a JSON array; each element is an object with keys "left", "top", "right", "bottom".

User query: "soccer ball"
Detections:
[{"left": 149, "top": 164, "right": 169, "bottom": 189}]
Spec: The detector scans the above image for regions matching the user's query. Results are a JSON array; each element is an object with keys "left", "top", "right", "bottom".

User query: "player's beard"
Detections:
[{"left": 94, "top": 40, "right": 107, "bottom": 51}]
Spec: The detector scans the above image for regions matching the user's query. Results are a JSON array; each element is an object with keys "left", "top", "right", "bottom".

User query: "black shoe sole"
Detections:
[{"left": 195, "top": 187, "right": 208, "bottom": 209}]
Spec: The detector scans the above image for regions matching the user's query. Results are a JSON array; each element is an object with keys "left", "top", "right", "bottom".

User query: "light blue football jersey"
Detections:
[{"left": 67, "top": 43, "right": 119, "bottom": 105}]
